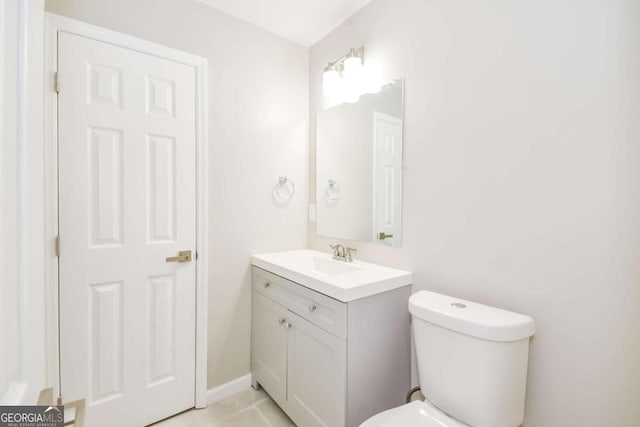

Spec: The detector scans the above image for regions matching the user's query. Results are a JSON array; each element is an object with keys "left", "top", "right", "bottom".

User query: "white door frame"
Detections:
[
  {"left": 0, "top": 0, "right": 47, "bottom": 405},
  {"left": 44, "top": 13, "right": 209, "bottom": 408}
]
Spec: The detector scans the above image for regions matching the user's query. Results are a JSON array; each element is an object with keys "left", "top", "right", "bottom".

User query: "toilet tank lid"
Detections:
[{"left": 409, "top": 291, "right": 535, "bottom": 342}]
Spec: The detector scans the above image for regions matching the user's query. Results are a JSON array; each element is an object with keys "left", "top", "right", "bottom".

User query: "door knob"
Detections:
[
  {"left": 378, "top": 232, "right": 394, "bottom": 240},
  {"left": 165, "top": 250, "right": 192, "bottom": 263}
]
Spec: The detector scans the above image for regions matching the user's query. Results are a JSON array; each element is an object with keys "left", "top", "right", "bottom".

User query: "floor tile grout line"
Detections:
[
  {"left": 205, "top": 404, "right": 268, "bottom": 427},
  {"left": 193, "top": 394, "right": 253, "bottom": 426},
  {"left": 198, "top": 404, "right": 262, "bottom": 427},
  {"left": 156, "top": 389, "right": 282, "bottom": 427},
  {"left": 195, "top": 408, "right": 205, "bottom": 427},
  {"left": 253, "top": 402, "right": 274, "bottom": 427}
]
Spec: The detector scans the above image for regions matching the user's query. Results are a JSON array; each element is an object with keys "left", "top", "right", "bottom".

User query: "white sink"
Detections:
[
  {"left": 251, "top": 250, "right": 412, "bottom": 302},
  {"left": 310, "top": 255, "right": 364, "bottom": 276}
]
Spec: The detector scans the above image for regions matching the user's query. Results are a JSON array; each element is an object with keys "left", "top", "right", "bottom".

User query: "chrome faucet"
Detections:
[
  {"left": 330, "top": 244, "right": 345, "bottom": 259},
  {"left": 330, "top": 244, "right": 357, "bottom": 262}
]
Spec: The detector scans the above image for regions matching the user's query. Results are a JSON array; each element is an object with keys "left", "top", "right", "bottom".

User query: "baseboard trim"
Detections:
[{"left": 205, "top": 374, "right": 252, "bottom": 406}]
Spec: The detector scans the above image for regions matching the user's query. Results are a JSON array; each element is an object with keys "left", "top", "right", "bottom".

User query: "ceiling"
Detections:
[{"left": 197, "top": 0, "right": 373, "bottom": 47}]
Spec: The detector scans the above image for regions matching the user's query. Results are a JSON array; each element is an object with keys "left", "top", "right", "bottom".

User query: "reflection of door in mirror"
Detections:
[{"left": 373, "top": 112, "right": 403, "bottom": 246}]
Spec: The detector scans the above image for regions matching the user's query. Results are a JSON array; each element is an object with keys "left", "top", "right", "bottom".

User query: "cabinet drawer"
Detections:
[{"left": 252, "top": 266, "right": 347, "bottom": 340}]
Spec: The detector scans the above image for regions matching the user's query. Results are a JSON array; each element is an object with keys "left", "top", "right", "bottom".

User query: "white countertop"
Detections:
[{"left": 251, "top": 249, "right": 412, "bottom": 302}]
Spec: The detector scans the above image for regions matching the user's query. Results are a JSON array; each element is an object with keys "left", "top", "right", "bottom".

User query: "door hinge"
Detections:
[
  {"left": 54, "top": 72, "right": 60, "bottom": 93},
  {"left": 55, "top": 235, "right": 60, "bottom": 257}
]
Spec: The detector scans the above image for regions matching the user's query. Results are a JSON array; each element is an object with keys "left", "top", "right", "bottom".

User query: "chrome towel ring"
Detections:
[
  {"left": 325, "top": 179, "right": 341, "bottom": 203},
  {"left": 273, "top": 176, "right": 295, "bottom": 203}
]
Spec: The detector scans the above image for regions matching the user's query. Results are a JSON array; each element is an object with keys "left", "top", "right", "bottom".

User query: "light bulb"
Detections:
[
  {"left": 322, "top": 65, "right": 340, "bottom": 98},
  {"left": 343, "top": 50, "right": 363, "bottom": 103},
  {"left": 343, "top": 55, "right": 362, "bottom": 81}
]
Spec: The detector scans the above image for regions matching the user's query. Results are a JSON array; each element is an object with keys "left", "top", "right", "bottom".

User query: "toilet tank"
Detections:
[{"left": 409, "top": 291, "right": 535, "bottom": 427}]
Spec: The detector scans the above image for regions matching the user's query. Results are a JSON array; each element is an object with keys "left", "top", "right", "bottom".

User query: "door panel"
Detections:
[
  {"left": 287, "top": 311, "right": 347, "bottom": 427},
  {"left": 147, "top": 273, "right": 176, "bottom": 386},
  {"left": 89, "top": 281, "right": 123, "bottom": 403},
  {"left": 252, "top": 292, "right": 289, "bottom": 405},
  {"left": 58, "top": 31, "right": 196, "bottom": 427},
  {"left": 148, "top": 134, "right": 177, "bottom": 243}
]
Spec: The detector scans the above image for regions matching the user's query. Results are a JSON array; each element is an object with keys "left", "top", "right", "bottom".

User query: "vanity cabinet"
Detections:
[
  {"left": 252, "top": 292, "right": 289, "bottom": 404},
  {"left": 251, "top": 266, "right": 411, "bottom": 427}
]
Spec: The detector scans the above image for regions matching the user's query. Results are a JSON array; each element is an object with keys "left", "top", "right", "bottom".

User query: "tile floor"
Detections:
[{"left": 150, "top": 387, "right": 296, "bottom": 427}]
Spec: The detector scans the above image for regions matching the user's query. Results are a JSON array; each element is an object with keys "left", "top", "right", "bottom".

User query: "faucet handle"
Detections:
[
  {"left": 330, "top": 243, "right": 346, "bottom": 258},
  {"left": 329, "top": 243, "right": 340, "bottom": 257},
  {"left": 345, "top": 247, "right": 357, "bottom": 262}
]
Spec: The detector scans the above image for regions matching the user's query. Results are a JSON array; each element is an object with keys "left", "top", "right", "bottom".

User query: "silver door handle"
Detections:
[{"left": 166, "top": 250, "right": 192, "bottom": 263}]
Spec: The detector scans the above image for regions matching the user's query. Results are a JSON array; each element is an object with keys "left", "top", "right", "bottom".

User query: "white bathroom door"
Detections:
[
  {"left": 373, "top": 112, "right": 403, "bottom": 246},
  {"left": 58, "top": 32, "right": 197, "bottom": 427}
]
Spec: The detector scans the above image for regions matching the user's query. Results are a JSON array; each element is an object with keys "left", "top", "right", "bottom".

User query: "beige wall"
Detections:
[
  {"left": 309, "top": 0, "right": 640, "bottom": 425},
  {"left": 45, "top": 0, "right": 309, "bottom": 389}
]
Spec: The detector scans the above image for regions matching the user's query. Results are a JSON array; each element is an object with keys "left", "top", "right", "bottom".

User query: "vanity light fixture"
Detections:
[{"left": 323, "top": 47, "right": 376, "bottom": 103}]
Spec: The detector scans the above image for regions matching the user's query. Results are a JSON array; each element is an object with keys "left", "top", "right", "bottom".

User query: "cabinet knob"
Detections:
[
  {"left": 284, "top": 322, "right": 292, "bottom": 329},
  {"left": 264, "top": 281, "right": 270, "bottom": 288},
  {"left": 278, "top": 317, "right": 285, "bottom": 325},
  {"left": 308, "top": 304, "right": 317, "bottom": 312}
]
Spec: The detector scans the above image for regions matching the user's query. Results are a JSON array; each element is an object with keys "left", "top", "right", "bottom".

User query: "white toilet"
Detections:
[{"left": 361, "top": 290, "right": 535, "bottom": 427}]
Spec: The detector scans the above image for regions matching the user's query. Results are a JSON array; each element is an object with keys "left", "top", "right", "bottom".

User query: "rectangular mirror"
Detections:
[{"left": 316, "top": 78, "right": 404, "bottom": 246}]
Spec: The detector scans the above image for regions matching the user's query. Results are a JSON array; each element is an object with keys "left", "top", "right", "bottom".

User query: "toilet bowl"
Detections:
[
  {"left": 361, "top": 400, "right": 467, "bottom": 427},
  {"left": 360, "top": 290, "right": 535, "bottom": 427}
]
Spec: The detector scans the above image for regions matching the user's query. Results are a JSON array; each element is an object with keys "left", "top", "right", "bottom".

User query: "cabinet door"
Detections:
[
  {"left": 252, "top": 291, "right": 289, "bottom": 404},
  {"left": 286, "top": 311, "right": 347, "bottom": 427}
]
